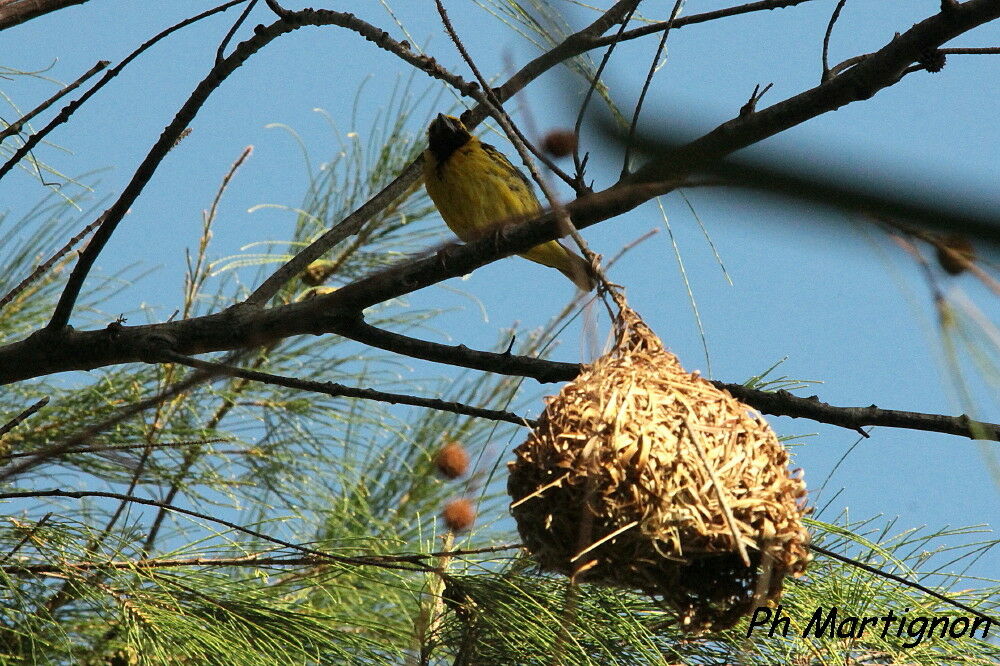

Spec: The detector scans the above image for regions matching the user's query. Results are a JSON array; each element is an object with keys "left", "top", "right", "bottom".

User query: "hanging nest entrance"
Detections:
[{"left": 508, "top": 306, "right": 810, "bottom": 632}]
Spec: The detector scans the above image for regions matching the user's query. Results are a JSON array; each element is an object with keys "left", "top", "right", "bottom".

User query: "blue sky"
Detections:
[{"left": 3, "top": 0, "right": 998, "bottom": 583}]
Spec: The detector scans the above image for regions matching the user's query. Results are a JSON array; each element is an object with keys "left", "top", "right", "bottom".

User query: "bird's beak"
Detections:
[
  {"left": 434, "top": 113, "right": 455, "bottom": 134},
  {"left": 433, "top": 113, "right": 461, "bottom": 134}
]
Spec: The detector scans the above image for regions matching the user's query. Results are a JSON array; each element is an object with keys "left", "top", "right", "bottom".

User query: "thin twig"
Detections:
[
  {"left": 160, "top": 350, "right": 536, "bottom": 428},
  {"left": 45, "top": 10, "right": 304, "bottom": 331},
  {"left": 810, "top": 543, "right": 999, "bottom": 626},
  {"left": 590, "top": 0, "right": 820, "bottom": 51},
  {"left": 437, "top": 0, "right": 614, "bottom": 302},
  {"left": 940, "top": 46, "right": 1000, "bottom": 54},
  {"left": 0, "top": 513, "right": 52, "bottom": 564},
  {"left": 821, "top": 0, "right": 849, "bottom": 81},
  {"left": 0, "top": 212, "right": 106, "bottom": 315},
  {"left": 434, "top": 0, "right": 575, "bottom": 190},
  {"left": 0, "top": 397, "right": 49, "bottom": 439},
  {"left": 0, "top": 0, "right": 249, "bottom": 185},
  {"left": 621, "top": 0, "right": 684, "bottom": 178},
  {"left": 216, "top": 0, "right": 258, "bottom": 63},
  {"left": 572, "top": 0, "right": 641, "bottom": 187},
  {"left": 185, "top": 146, "right": 253, "bottom": 317},
  {"left": 605, "top": 228, "right": 659, "bottom": 269},
  {"left": 0, "top": 356, "right": 230, "bottom": 482},
  {"left": 0, "top": 490, "right": 432, "bottom": 572},
  {"left": 0, "top": 60, "right": 108, "bottom": 142},
  {"left": 1, "top": 544, "right": 522, "bottom": 575},
  {"left": 827, "top": 52, "right": 868, "bottom": 77}
]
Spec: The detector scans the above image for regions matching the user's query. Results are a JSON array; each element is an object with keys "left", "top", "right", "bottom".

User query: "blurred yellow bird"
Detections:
[{"left": 423, "top": 114, "right": 594, "bottom": 291}]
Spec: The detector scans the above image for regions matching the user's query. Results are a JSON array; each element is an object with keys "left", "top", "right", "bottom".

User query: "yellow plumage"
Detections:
[{"left": 423, "top": 114, "right": 594, "bottom": 291}]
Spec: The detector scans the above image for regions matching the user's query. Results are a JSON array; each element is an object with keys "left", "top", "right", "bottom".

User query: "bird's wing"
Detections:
[{"left": 480, "top": 142, "right": 536, "bottom": 194}]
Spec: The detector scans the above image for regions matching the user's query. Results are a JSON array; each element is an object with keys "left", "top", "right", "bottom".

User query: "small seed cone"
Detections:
[{"left": 442, "top": 498, "right": 476, "bottom": 532}]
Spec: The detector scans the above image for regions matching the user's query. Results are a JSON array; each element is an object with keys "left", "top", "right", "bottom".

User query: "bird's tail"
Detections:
[
  {"left": 554, "top": 246, "right": 597, "bottom": 292},
  {"left": 520, "top": 240, "right": 597, "bottom": 291}
]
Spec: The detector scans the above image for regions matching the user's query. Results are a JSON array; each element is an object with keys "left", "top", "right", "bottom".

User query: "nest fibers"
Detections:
[{"left": 508, "top": 307, "right": 810, "bottom": 631}]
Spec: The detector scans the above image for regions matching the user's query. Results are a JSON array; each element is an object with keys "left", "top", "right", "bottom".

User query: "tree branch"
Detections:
[
  {"left": 721, "top": 384, "right": 999, "bottom": 440},
  {"left": 1, "top": 545, "right": 523, "bottom": 576},
  {"left": 337, "top": 321, "right": 1000, "bottom": 442},
  {"left": 0, "top": 397, "right": 48, "bottom": 439},
  {"left": 334, "top": 317, "right": 580, "bottom": 385},
  {"left": 627, "top": 0, "right": 1000, "bottom": 186},
  {"left": 0, "top": 0, "right": 249, "bottom": 184},
  {"left": 161, "top": 350, "right": 535, "bottom": 428},
  {"left": 0, "top": 0, "right": 91, "bottom": 31},
  {"left": 0, "top": 490, "right": 433, "bottom": 572},
  {"left": 43, "top": 14, "right": 300, "bottom": 331},
  {"left": 0, "top": 59, "right": 107, "bottom": 142}
]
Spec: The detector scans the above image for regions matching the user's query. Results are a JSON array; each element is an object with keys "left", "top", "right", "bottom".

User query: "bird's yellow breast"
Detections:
[{"left": 423, "top": 138, "right": 539, "bottom": 242}]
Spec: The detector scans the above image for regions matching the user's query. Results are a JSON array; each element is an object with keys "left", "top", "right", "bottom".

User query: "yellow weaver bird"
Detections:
[{"left": 423, "top": 114, "right": 594, "bottom": 291}]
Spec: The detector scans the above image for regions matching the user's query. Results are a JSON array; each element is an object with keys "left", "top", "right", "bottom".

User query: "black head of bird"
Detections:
[{"left": 427, "top": 114, "right": 472, "bottom": 164}]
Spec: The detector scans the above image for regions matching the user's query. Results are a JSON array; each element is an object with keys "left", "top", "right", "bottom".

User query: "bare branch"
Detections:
[
  {"left": 628, "top": 1, "right": 1000, "bottom": 189},
  {"left": 244, "top": 161, "right": 421, "bottom": 306},
  {"left": 216, "top": 0, "right": 258, "bottom": 63},
  {"left": 0, "top": 212, "right": 106, "bottom": 315},
  {"left": 44, "top": 12, "right": 304, "bottom": 331},
  {"left": 721, "top": 384, "right": 1000, "bottom": 441},
  {"left": 161, "top": 350, "right": 535, "bottom": 428},
  {"left": 821, "top": 0, "right": 849, "bottom": 81},
  {"left": 940, "top": 45, "right": 1000, "bottom": 53},
  {"left": 338, "top": 320, "right": 1000, "bottom": 442},
  {"left": 336, "top": 317, "right": 580, "bottom": 384},
  {"left": 0, "top": 359, "right": 226, "bottom": 482},
  {"left": 0, "top": 490, "right": 433, "bottom": 572},
  {"left": 0, "top": 397, "right": 48, "bottom": 439},
  {"left": 0, "top": 0, "right": 91, "bottom": 31},
  {"left": 621, "top": 0, "right": 684, "bottom": 177},
  {"left": 0, "top": 60, "right": 107, "bottom": 142},
  {"left": 810, "top": 543, "right": 999, "bottom": 626},
  {"left": 1, "top": 544, "right": 521, "bottom": 576},
  {"left": 0, "top": 0, "right": 249, "bottom": 185},
  {"left": 572, "top": 1, "right": 641, "bottom": 187}
]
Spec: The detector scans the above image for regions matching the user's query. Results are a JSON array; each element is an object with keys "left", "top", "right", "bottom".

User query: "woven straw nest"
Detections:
[{"left": 508, "top": 307, "right": 810, "bottom": 632}]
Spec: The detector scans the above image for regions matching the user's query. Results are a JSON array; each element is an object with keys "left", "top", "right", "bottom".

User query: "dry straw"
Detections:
[{"left": 508, "top": 306, "right": 810, "bottom": 631}]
